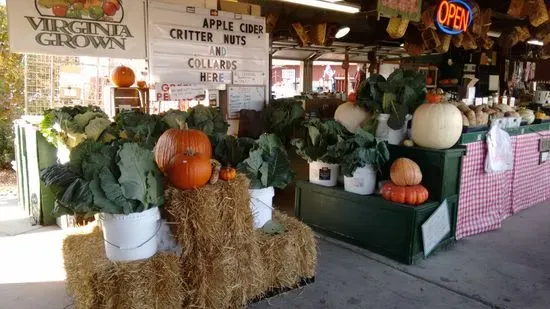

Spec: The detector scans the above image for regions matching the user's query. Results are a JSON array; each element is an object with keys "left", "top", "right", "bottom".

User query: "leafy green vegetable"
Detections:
[
  {"left": 39, "top": 106, "right": 108, "bottom": 148},
  {"left": 264, "top": 98, "right": 305, "bottom": 144},
  {"left": 85, "top": 118, "right": 111, "bottom": 141},
  {"left": 238, "top": 134, "right": 294, "bottom": 189},
  {"left": 291, "top": 119, "right": 352, "bottom": 163},
  {"left": 328, "top": 129, "right": 390, "bottom": 177},
  {"left": 211, "top": 133, "right": 256, "bottom": 167},
  {"left": 186, "top": 105, "right": 229, "bottom": 135},
  {"left": 114, "top": 111, "right": 168, "bottom": 149},
  {"left": 383, "top": 69, "right": 427, "bottom": 129},
  {"left": 161, "top": 109, "right": 188, "bottom": 129},
  {"left": 356, "top": 74, "right": 387, "bottom": 112}
]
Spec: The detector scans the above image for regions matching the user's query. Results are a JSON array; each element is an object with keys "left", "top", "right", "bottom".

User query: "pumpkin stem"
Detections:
[{"left": 176, "top": 119, "right": 189, "bottom": 130}]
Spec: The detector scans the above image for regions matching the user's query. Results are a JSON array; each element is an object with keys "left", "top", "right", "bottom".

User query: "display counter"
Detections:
[{"left": 456, "top": 123, "right": 550, "bottom": 239}]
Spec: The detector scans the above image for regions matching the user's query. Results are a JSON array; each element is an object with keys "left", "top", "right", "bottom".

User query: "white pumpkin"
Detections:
[
  {"left": 411, "top": 102, "right": 463, "bottom": 149},
  {"left": 334, "top": 102, "right": 370, "bottom": 133}
]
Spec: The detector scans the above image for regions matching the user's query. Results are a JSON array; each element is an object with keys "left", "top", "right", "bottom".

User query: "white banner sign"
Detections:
[
  {"left": 169, "top": 85, "right": 206, "bottom": 101},
  {"left": 149, "top": 2, "right": 268, "bottom": 90},
  {"left": 6, "top": 0, "right": 147, "bottom": 58}
]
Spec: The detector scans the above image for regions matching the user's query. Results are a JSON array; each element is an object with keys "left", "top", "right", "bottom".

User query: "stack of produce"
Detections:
[
  {"left": 453, "top": 103, "right": 526, "bottom": 128},
  {"left": 381, "top": 158, "right": 429, "bottom": 206}
]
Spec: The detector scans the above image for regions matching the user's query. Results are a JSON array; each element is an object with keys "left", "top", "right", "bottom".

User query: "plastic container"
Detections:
[
  {"left": 343, "top": 165, "right": 377, "bottom": 195},
  {"left": 375, "top": 113, "right": 390, "bottom": 141},
  {"left": 249, "top": 187, "right": 274, "bottom": 228},
  {"left": 387, "top": 115, "right": 412, "bottom": 145},
  {"left": 100, "top": 207, "right": 161, "bottom": 262},
  {"left": 309, "top": 161, "right": 339, "bottom": 187}
]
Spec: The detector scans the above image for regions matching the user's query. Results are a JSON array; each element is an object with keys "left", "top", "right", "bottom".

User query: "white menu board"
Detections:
[
  {"left": 227, "top": 86, "right": 265, "bottom": 119},
  {"left": 148, "top": 1, "right": 269, "bottom": 101}
]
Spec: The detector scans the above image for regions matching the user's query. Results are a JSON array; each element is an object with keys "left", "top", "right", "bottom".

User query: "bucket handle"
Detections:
[
  {"left": 103, "top": 221, "right": 161, "bottom": 251},
  {"left": 250, "top": 196, "right": 274, "bottom": 210}
]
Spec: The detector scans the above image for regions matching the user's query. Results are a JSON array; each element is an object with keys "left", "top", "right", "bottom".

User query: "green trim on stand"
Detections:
[{"left": 459, "top": 123, "right": 550, "bottom": 144}]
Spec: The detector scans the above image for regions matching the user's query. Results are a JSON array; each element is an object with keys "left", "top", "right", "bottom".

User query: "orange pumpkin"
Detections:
[
  {"left": 167, "top": 153, "right": 212, "bottom": 190},
  {"left": 219, "top": 167, "right": 237, "bottom": 181},
  {"left": 111, "top": 65, "right": 135, "bottom": 87},
  {"left": 381, "top": 183, "right": 429, "bottom": 205},
  {"left": 137, "top": 80, "right": 147, "bottom": 88},
  {"left": 155, "top": 128, "right": 212, "bottom": 173},
  {"left": 390, "top": 158, "right": 422, "bottom": 186}
]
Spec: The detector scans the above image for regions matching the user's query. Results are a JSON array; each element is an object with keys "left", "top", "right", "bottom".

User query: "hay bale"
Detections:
[
  {"left": 254, "top": 212, "right": 317, "bottom": 295},
  {"left": 164, "top": 175, "right": 263, "bottom": 308},
  {"left": 63, "top": 227, "right": 183, "bottom": 309}
]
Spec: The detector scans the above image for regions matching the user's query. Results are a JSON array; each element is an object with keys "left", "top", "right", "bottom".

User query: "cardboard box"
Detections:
[{"left": 219, "top": 0, "right": 262, "bottom": 16}]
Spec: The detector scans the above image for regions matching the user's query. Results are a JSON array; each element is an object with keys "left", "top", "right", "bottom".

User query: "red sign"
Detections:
[{"left": 436, "top": 0, "right": 472, "bottom": 35}]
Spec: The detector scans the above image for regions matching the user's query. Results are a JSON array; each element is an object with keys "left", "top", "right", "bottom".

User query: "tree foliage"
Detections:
[{"left": 0, "top": 5, "right": 24, "bottom": 168}]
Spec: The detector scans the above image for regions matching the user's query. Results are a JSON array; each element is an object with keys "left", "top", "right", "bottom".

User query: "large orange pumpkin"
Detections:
[
  {"left": 390, "top": 158, "right": 422, "bottom": 186},
  {"left": 111, "top": 65, "right": 136, "bottom": 87},
  {"left": 167, "top": 153, "right": 212, "bottom": 189},
  {"left": 381, "top": 182, "right": 429, "bottom": 205},
  {"left": 155, "top": 128, "right": 212, "bottom": 173}
]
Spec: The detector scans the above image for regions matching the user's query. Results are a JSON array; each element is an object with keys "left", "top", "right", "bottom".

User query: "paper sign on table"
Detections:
[{"left": 422, "top": 199, "right": 451, "bottom": 257}]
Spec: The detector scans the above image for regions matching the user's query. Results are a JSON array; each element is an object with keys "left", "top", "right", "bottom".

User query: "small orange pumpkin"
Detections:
[
  {"left": 219, "top": 167, "right": 237, "bottom": 181},
  {"left": 381, "top": 182, "right": 429, "bottom": 205},
  {"left": 137, "top": 80, "right": 148, "bottom": 88},
  {"left": 155, "top": 127, "right": 212, "bottom": 173},
  {"left": 390, "top": 158, "right": 422, "bottom": 186},
  {"left": 111, "top": 65, "right": 135, "bottom": 88},
  {"left": 167, "top": 152, "right": 212, "bottom": 190}
]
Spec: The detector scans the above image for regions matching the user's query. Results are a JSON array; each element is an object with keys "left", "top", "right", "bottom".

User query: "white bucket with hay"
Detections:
[
  {"left": 249, "top": 187, "right": 274, "bottom": 229},
  {"left": 100, "top": 207, "right": 161, "bottom": 262}
]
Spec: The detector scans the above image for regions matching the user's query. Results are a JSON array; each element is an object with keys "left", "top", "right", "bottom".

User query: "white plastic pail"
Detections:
[
  {"left": 100, "top": 207, "right": 161, "bottom": 262},
  {"left": 249, "top": 187, "right": 275, "bottom": 229},
  {"left": 309, "top": 161, "right": 339, "bottom": 187},
  {"left": 343, "top": 165, "right": 377, "bottom": 195}
]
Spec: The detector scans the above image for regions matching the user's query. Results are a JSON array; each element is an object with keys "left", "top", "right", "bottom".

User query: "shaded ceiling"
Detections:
[{"left": 238, "top": 0, "right": 547, "bottom": 61}]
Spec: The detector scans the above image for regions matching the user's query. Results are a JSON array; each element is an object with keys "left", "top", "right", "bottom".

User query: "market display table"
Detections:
[
  {"left": 295, "top": 181, "right": 459, "bottom": 264},
  {"left": 456, "top": 124, "right": 550, "bottom": 239}
]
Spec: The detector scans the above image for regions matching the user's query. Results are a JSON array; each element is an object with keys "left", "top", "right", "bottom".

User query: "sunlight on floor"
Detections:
[
  {"left": 0, "top": 228, "right": 67, "bottom": 284},
  {"left": 0, "top": 199, "right": 27, "bottom": 222}
]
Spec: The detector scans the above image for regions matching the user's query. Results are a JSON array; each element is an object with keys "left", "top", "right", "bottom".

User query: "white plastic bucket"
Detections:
[
  {"left": 309, "top": 161, "right": 339, "bottom": 187},
  {"left": 249, "top": 187, "right": 274, "bottom": 229},
  {"left": 387, "top": 114, "right": 412, "bottom": 145},
  {"left": 375, "top": 113, "right": 390, "bottom": 141},
  {"left": 100, "top": 207, "right": 161, "bottom": 262},
  {"left": 344, "top": 165, "right": 377, "bottom": 195}
]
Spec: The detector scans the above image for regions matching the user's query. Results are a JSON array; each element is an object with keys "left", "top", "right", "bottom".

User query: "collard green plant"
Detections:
[
  {"left": 113, "top": 111, "right": 168, "bottom": 149},
  {"left": 186, "top": 105, "right": 229, "bottom": 135},
  {"left": 40, "top": 141, "right": 164, "bottom": 217},
  {"left": 264, "top": 98, "right": 305, "bottom": 145},
  {"left": 210, "top": 133, "right": 257, "bottom": 167},
  {"left": 383, "top": 69, "right": 427, "bottom": 130},
  {"left": 329, "top": 129, "right": 390, "bottom": 177},
  {"left": 238, "top": 134, "right": 294, "bottom": 190},
  {"left": 291, "top": 119, "right": 352, "bottom": 164}
]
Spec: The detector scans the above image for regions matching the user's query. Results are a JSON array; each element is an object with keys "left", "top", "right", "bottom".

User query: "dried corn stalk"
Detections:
[
  {"left": 266, "top": 12, "right": 279, "bottom": 33},
  {"left": 508, "top": 0, "right": 526, "bottom": 18},
  {"left": 422, "top": 28, "right": 440, "bottom": 50},
  {"left": 436, "top": 34, "right": 451, "bottom": 53},
  {"left": 387, "top": 17, "right": 409, "bottom": 39},
  {"left": 291, "top": 22, "right": 309, "bottom": 47},
  {"left": 309, "top": 23, "right": 327, "bottom": 45},
  {"left": 452, "top": 33, "right": 464, "bottom": 48},
  {"left": 528, "top": 0, "right": 549, "bottom": 27}
]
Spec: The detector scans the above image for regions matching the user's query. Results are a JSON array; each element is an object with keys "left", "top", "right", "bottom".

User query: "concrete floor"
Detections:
[{"left": 1, "top": 196, "right": 550, "bottom": 309}]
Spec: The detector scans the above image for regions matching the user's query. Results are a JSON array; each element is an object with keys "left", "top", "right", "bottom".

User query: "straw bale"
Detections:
[
  {"left": 164, "top": 175, "right": 263, "bottom": 308},
  {"left": 63, "top": 227, "right": 183, "bottom": 309},
  {"left": 254, "top": 212, "right": 317, "bottom": 296}
]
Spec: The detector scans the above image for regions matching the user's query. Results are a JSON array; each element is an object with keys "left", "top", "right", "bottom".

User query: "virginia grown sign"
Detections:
[{"left": 6, "top": 0, "right": 146, "bottom": 58}]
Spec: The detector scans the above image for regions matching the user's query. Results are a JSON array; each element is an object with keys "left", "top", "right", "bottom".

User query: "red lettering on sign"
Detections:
[{"left": 436, "top": 0, "right": 471, "bottom": 33}]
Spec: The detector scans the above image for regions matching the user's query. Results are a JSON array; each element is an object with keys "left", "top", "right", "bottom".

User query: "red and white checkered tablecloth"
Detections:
[
  {"left": 456, "top": 138, "right": 516, "bottom": 239},
  {"left": 511, "top": 132, "right": 550, "bottom": 214},
  {"left": 457, "top": 131, "right": 550, "bottom": 239}
]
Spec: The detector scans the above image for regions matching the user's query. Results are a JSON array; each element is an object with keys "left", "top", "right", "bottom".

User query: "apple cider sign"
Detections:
[
  {"left": 435, "top": 0, "right": 473, "bottom": 35},
  {"left": 6, "top": 0, "right": 146, "bottom": 58}
]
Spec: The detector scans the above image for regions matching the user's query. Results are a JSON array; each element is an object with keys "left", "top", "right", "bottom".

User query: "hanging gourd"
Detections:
[
  {"left": 390, "top": 158, "right": 422, "bottom": 186},
  {"left": 167, "top": 152, "right": 212, "bottom": 190},
  {"left": 334, "top": 102, "right": 370, "bottom": 133},
  {"left": 381, "top": 183, "right": 429, "bottom": 205},
  {"left": 111, "top": 65, "right": 136, "bottom": 88},
  {"left": 411, "top": 102, "right": 462, "bottom": 149},
  {"left": 154, "top": 125, "right": 212, "bottom": 173}
]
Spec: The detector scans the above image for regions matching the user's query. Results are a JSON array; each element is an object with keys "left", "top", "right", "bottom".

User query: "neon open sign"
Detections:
[{"left": 436, "top": 0, "right": 473, "bottom": 35}]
